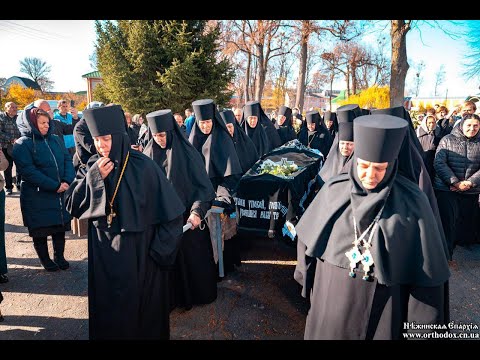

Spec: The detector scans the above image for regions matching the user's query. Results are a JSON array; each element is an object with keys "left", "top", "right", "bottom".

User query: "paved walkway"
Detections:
[{"left": 0, "top": 192, "right": 479, "bottom": 340}]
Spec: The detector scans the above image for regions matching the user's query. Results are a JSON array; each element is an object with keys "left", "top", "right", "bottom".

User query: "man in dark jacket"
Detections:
[
  {"left": 34, "top": 100, "right": 78, "bottom": 153},
  {"left": 0, "top": 101, "right": 21, "bottom": 194}
]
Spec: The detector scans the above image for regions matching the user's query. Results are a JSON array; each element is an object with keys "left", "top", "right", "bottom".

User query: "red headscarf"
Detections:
[
  {"left": 28, "top": 107, "right": 50, "bottom": 133},
  {"left": 28, "top": 107, "right": 41, "bottom": 131}
]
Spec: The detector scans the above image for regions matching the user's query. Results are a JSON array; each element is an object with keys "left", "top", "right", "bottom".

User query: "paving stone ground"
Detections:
[{"left": 0, "top": 191, "right": 479, "bottom": 340}]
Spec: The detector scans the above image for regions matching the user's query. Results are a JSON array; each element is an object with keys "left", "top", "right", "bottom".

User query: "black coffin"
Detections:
[{"left": 234, "top": 140, "right": 323, "bottom": 239}]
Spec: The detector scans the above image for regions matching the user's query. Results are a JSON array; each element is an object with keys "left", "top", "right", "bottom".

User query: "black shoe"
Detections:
[
  {"left": 0, "top": 274, "right": 8, "bottom": 283},
  {"left": 52, "top": 234, "right": 69, "bottom": 270},
  {"left": 33, "top": 238, "right": 59, "bottom": 272},
  {"left": 54, "top": 256, "right": 70, "bottom": 270},
  {"left": 5, "top": 189, "right": 12, "bottom": 195}
]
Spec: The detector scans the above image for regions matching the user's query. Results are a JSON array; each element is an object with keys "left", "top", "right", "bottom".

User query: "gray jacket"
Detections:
[{"left": 0, "top": 149, "right": 9, "bottom": 191}]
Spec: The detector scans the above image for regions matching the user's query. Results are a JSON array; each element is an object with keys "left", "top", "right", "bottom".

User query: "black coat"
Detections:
[
  {"left": 433, "top": 122, "right": 480, "bottom": 194},
  {"left": 73, "top": 118, "right": 97, "bottom": 172},
  {"left": 416, "top": 125, "right": 442, "bottom": 181},
  {"left": 13, "top": 107, "right": 74, "bottom": 233}
]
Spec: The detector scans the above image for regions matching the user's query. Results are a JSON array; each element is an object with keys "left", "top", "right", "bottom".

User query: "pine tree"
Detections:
[{"left": 94, "top": 20, "right": 234, "bottom": 115}]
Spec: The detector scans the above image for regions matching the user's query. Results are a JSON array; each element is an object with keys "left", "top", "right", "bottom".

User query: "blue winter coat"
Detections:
[{"left": 12, "top": 107, "right": 75, "bottom": 231}]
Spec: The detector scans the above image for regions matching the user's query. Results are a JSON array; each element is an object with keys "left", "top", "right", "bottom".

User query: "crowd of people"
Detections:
[{"left": 0, "top": 97, "right": 479, "bottom": 339}]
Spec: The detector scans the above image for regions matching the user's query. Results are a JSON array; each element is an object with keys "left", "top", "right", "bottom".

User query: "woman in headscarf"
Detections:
[
  {"left": 296, "top": 114, "right": 450, "bottom": 339},
  {"left": 13, "top": 107, "right": 74, "bottom": 272},
  {"left": 220, "top": 109, "right": 259, "bottom": 173},
  {"left": 434, "top": 113, "right": 480, "bottom": 258},
  {"left": 65, "top": 105, "right": 185, "bottom": 340},
  {"left": 242, "top": 101, "right": 282, "bottom": 153},
  {"left": 275, "top": 106, "right": 297, "bottom": 145},
  {"left": 143, "top": 109, "right": 217, "bottom": 308},
  {"left": 298, "top": 110, "right": 333, "bottom": 158},
  {"left": 416, "top": 114, "right": 442, "bottom": 182}
]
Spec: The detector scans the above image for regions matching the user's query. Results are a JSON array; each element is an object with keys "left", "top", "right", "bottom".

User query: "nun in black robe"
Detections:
[
  {"left": 295, "top": 105, "right": 362, "bottom": 299},
  {"left": 317, "top": 104, "right": 362, "bottom": 188},
  {"left": 298, "top": 110, "right": 333, "bottom": 158},
  {"left": 189, "top": 100, "right": 244, "bottom": 213},
  {"left": 242, "top": 101, "right": 282, "bottom": 152},
  {"left": 65, "top": 105, "right": 185, "bottom": 340},
  {"left": 190, "top": 100, "right": 244, "bottom": 276},
  {"left": 296, "top": 115, "right": 450, "bottom": 340},
  {"left": 323, "top": 111, "right": 338, "bottom": 140},
  {"left": 220, "top": 110, "right": 259, "bottom": 173},
  {"left": 275, "top": 106, "right": 297, "bottom": 145},
  {"left": 220, "top": 109, "right": 259, "bottom": 272},
  {"left": 143, "top": 109, "right": 218, "bottom": 308},
  {"left": 241, "top": 102, "right": 271, "bottom": 157}
]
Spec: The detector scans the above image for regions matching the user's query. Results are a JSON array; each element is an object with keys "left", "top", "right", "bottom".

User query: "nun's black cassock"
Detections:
[
  {"left": 370, "top": 106, "right": 446, "bottom": 253},
  {"left": 143, "top": 109, "right": 218, "bottom": 307},
  {"left": 242, "top": 101, "right": 282, "bottom": 153},
  {"left": 241, "top": 102, "right": 271, "bottom": 156},
  {"left": 317, "top": 104, "right": 361, "bottom": 187},
  {"left": 220, "top": 110, "right": 259, "bottom": 173},
  {"left": 323, "top": 111, "right": 338, "bottom": 140},
  {"left": 65, "top": 105, "right": 185, "bottom": 340},
  {"left": 296, "top": 115, "right": 450, "bottom": 340},
  {"left": 275, "top": 106, "right": 297, "bottom": 145},
  {"left": 298, "top": 110, "right": 333, "bottom": 157},
  {"left": 73, "top": 118, "right": 97, "bottom": 173},
  {"left": 296, "top": 105, "right": 361, "bottom": 299},
  {"left": 189, "top": 99, "right": 243, "bottom": 210}
]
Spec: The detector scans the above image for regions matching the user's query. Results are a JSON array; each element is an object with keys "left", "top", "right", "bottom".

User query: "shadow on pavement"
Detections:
[
  {"left": 0, "top": 315, "right": 88, "bottom": 340},
  {"left": 2, "top": 257, "right": 87, "bottom": 296}
]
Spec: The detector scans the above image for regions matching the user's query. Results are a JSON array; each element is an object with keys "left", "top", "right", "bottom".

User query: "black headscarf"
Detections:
[
  {"left": 296, "top": 115, "right": 450, "bottom": 287},
  {"left": 298, "top": 110, "right": 333, "bottom": 157},
  {"left": 81, "top": 105, "right": 185, "bottom": 232},
  {"left": 220, "top": 110, "right": 259, "bottom": 173},
  {"left": 143, "top": 109, "right": 216, "bottom": 209},
  {"left": 242, "top": 101, "right": 282, "bottom": 150},
  {"left": 275, "top": 106, "right": 297, "bottom": 145},
  {"left": 189, "top": 99, "right": 243, "bottom": 179}
]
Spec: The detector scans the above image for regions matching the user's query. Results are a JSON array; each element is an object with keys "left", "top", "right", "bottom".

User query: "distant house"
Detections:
[
  {"left": 4, "top": 76, "right": 42, "bottom": 91},
  {"left": 82, "top": 71, "right": 103, "bottom": 104}
]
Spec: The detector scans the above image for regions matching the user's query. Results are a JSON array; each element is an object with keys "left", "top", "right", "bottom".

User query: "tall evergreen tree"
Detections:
[{"left": 94, "top": 20, "right": 234, "bottom": 114}]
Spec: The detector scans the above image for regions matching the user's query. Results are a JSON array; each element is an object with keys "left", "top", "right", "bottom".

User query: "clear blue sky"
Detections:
[
  {"left": 359, "top": 20, "right": 478, "bottom": 98},
  {"left": 0, "top": 20, "right": 478, "bottom": 97}
]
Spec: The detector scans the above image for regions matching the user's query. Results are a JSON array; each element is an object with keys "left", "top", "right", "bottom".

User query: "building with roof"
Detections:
[
  {"left": 82, "top": 71, "right": 103, "bottom": 104},
  {"left": 3, "top": 76, "right": 42, "bottom": 91}
]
